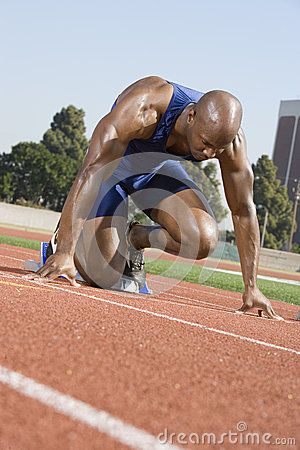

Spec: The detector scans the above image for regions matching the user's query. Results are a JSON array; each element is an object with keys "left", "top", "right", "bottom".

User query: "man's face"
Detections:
[{"left": 186, "top": 110, "right": 230, "bottom": 161}]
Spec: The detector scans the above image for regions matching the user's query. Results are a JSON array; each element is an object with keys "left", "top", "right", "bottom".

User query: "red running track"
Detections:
[
  {"left": 0, "top": 244, "right": 299, "bottom": 449},
  {"left": 0, "top": 226, "right": 51, "bottom": 242},
  {"left": 1, "top": 225, "right": 300, "bottom": 281}
]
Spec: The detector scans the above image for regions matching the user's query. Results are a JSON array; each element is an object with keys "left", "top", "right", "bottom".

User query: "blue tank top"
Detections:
[{"left": 112, "top": 81, "right": 204, "bottom": 163}]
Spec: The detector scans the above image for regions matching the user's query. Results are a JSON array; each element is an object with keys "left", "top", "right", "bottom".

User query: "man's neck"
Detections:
[{"left": 166, "top": 104, "right": 193, "bottom": 154}]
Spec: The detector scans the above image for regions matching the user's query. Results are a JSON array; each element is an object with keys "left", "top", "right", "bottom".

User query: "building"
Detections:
[{"left": 273, "top": 100, "right": 300, "bottom": 245}]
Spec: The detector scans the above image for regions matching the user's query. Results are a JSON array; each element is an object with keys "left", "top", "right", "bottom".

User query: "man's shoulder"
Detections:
[
  {"left": 218, "top": 128, "right": 251, "bottom": 174},
  {"left": 117, "top": 77, "right": 172, "bottom": 110},
  {"left": 133, "top": 75, "right": 169, "bottom": 90},
  {"left": 117, "top": 76, "right": 169, "bottom": 98}
]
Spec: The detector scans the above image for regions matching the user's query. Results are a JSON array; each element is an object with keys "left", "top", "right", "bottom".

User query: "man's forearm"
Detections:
[
  {"left": 56, "top": 146, "right": 123, "bottom": 256},
  {"left": 55, "top": 164, "right": 103, "bottom": 256},
  {"left": 232, "top": 207, "right": 260, "bottom": 290},
  {"left": 54, "top": 118, "right": 127, "bottom": 257}
]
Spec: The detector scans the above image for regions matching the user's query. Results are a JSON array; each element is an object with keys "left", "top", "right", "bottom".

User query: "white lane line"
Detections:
[
  {"left": 0, "top": 271, "right": 299, "bottom": 356},
  {"left": 0, "top": 253, "right": 260, "bottom": 307},
  {"left": 151, "top": 278, "right": 240, "bottom": 302},
  {"left": 0, "top": 257, "right": 243, "bottom": 319},
  {"left": 2, "top": 246, "right": 299, "bottom": 285},
  {"left": 0, "top": 255, "right": 237, "bottom": 319},
  {"left": 2, "top": 247, "right": 299, "bottom": 286},
  {"left": 0, "top": 245, "right": 38, "bottom": 256},
  {"left": 0, "top": 254, "right": 26, "bottom": 262},
  {"left": 0, "top": 254, "right": 236, "bottom": 310},
  {"left": 151, "top": 278, "right": 298, "bottom": 313},
  {"left": 146, "top": 254, "right": 300, "bottom": 286},
  {"left": 151, "top": 276, "right": 240, "bottom": 295},
  {"left": 0, "top": 366, "right": 177, "bottom": 450},
  {"left": 204, "top": 266, "right": 300, "bottom": 286}
]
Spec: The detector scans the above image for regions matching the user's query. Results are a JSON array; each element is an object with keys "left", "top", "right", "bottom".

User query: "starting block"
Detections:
[{"left": 24, "top": 242, "right": 152, "bottom": 294}]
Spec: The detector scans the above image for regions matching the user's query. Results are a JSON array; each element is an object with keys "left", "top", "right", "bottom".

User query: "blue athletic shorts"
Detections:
[{"left": 88, "top": 161, "right": 202, "bottom": 219}]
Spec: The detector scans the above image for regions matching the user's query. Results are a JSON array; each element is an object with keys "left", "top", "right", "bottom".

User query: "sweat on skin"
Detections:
[{"left": 24, "top": 76, "right": 283, "bottom": 321}]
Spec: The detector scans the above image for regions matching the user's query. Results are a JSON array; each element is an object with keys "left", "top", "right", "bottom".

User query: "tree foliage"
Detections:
[
  {"left": 252, "top": 155, "right": 293, "bottom": 250},
  {"left": 0, "top": 105, "right": 88, "bottom": 211},
  {"left": 42, "top": 105, "right": 88, "bottom": 163},
  {"left": 1, "top": 143, "right": 51, "bottom": 205}
]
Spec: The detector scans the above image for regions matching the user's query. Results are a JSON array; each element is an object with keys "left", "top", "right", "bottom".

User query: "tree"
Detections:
[
  {"left": 41, "top": 105, "right": 89, "bottom": 209},
  {"left": 0, "top": 153, "right": 14, "bottom": 202},
  {"left": 252, "top": 155, "right": 293, "bottom": 250},
  {"left": 0, "top": 105, "right": 89, "bottom": 211},
  {"left": 0, "top": 143, "right": 50, "bottom": 205},
  {"left": 0, "top": 142, "right": 80, "bottom": 211},
  {"left": 43, "top": 153, "right": 78, "bottom": 211},
  {"left": 292, "top": 243, "right": 300, "bottom": 254},
  {"left": 42, "top": 105, "right": 88, "bottom": 164}
]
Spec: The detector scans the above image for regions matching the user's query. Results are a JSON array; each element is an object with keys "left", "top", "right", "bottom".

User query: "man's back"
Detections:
[{"left": 111, "top": 77, "right": 204, "bottom": 176}]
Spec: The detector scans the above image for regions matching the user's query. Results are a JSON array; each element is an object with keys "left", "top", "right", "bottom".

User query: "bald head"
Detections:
[{"left": 195, "top": 90, "right": 242, "bottom": 147}]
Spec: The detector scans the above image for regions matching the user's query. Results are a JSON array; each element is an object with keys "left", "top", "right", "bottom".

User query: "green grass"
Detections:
[
  {"left": 1, "top": 234, "right": 299, "bottom": 305},
  {"left": 0, "top": 235, "right": 41, "bottom": 251},
  {"left": 146, "top": 258, "right": 300, "bottom": 305}
]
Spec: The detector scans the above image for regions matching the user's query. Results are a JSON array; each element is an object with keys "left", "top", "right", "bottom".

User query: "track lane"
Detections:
[
  {"left": 0, "top": 384, "right": 130, "bottom": 450},
  {"left": 0, "top": 247, "right": 299, "bottom": 351},
  {"left": 0, "top": 245, "right": 299, "bottom": 448}
]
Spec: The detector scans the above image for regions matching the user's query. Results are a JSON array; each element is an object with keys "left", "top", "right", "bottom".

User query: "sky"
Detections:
[{"left": 1, "top": 0, "right": 300, "bottom": 165}]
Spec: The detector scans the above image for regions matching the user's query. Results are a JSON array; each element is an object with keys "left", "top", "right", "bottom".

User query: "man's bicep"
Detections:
[
  {"left": 82, "top": 97, "right": 146, "bottom": 169},
  {"left": 102, "top": 100, "right": 144, "bottom": 142},
  {"left": 95, "top": 90, "right": 158, "bottom": 144}
]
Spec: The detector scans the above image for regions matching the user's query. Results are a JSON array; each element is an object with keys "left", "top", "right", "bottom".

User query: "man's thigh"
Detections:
[
  {"left": 132, "top": 163, "right": 219, "bottom": 257},
  {"left": 152, "top": 188, "right": 217, "bottom": 242},
  {"left": 132, "top": 162, "right": 216, "bottom": 236},
  {"left": 75, "top": 215, "right": 128, "bottom": 287}
]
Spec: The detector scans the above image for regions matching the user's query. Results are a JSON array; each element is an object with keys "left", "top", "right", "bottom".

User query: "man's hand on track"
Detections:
[
  {"left": 236, "top": 287, "right": 284, "bottom": 321},
  {"left": 23, "top": 253, "right": 80, "bottom": 287}
]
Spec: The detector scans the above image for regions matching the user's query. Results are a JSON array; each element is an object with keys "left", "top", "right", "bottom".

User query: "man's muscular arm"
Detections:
[
  {"left": 219, "top": 130, "right": 283, "bottom": 320},
  {"left": 28, "top": 85, "right": 164, "bottom": 285}
]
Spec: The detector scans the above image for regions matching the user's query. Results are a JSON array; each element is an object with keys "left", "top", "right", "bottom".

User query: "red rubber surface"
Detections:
[
  {"left": 1, "top": 225, "right": 299, "bottom": 281},
  {"left": 0, "top": 226, "right": 51, "bottom": 242},
  {"left": 0, "top": 244, "right": 299, "bottom": 450}
]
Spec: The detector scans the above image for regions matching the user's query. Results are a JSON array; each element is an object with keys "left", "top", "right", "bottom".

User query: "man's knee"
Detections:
[
  {"left": 181, "top": 217, "right": 219, "bottom": 260},
  {"left": 196, "top": 221, "right": 219, "bottom": 259}
]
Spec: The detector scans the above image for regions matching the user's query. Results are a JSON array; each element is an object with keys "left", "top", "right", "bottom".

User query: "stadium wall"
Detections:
[
  {"left": 213, "top": 242, "right": 300, "bottom": 272},
  {"left": 0, "top": 202, "right": 60, "bottom": 232},
  {"left": 259, "top": 247, "right": 300, "bottom": 273}
]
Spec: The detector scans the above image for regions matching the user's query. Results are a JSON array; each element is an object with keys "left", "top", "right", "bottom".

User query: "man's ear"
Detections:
[{"left": 187, "top": 108, "right": 196, "bottom": 124}]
